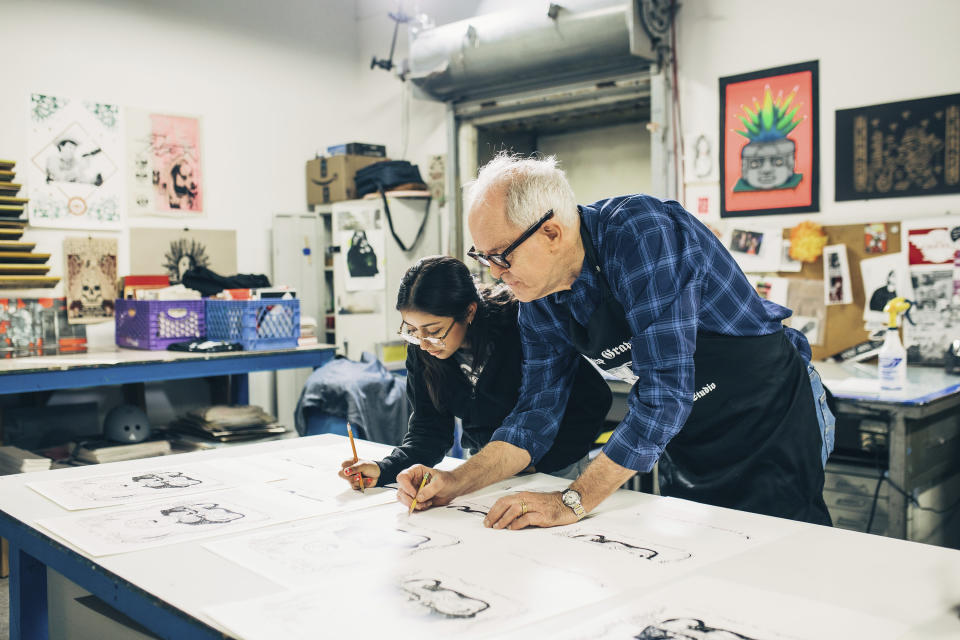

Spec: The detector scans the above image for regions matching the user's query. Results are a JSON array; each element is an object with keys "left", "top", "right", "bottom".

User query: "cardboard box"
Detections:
[
  {"left": 306, "top": 155, "right": 387, "bottom": 204},
  {"left": 327, "top": 142, "right": 386, "bottom": 157}
]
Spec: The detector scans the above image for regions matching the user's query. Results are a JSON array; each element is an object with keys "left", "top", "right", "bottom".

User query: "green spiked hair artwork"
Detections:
[{"left": 734, "top": 84, "right": 805, "bottom": 191}]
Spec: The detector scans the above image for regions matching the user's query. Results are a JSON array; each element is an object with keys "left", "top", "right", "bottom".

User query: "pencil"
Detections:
[
  {"left": 346, "top": 423, "right": 365, "bottom": 493},
  {"left": 408, "top": 471, "right": 431, "bottom": 515}
]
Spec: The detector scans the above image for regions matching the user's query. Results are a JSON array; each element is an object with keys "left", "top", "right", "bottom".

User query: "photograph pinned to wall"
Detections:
[
  {"left": 860, "top": 253, "right": 909, "bottom": 328},
  {"left": 129, "top": 228, "right": 236, "bottom": 285},
  {"left": 336, "top": 207, "right": 385, "bottom": 292},
  {"left": 865, "top": 223, "right": 888, "bottom": 254},
  {"left": 785, "top": 279, "right": 826, "bottom": 346},
  {"left": 426, "top": 154, "right": 446, "bottom": 207},
  {"left": 746, "top": 275, "right": 789, "bottom": 307},
  {"left": 127, "top": 110, "right": 203, "bottom": 215},
  {"left": 64, "top": 237, "right": 117, "bottom": 324},
  {"left": 719, "top": 61, "right": 820, "bottom": 217},
  {"left": 779, "top": 239, "right": 802, "bottom": 272},
  {"left": 684, "top": 133, "right": 718, "bottom": 183},
  {"left": 901, "top": 217, "right": 960, "bottom": 363},
  {"left": 823, "top": 244, "right": 853, "bottom": 305},
  {"left": 721, "top": 225, "right": 782, "bottom": 272},
  {"left": 835, "top": 93, "right": 960, "bottom": 201},
  {"left": 27, "top": 93, "right": 122, "bottom": 229}
]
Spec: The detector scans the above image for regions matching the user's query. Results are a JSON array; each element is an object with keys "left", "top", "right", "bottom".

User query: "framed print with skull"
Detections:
[
  {"left": 64, "top": 237, "right": 118, "bottom": 324},
  {"left": 719, "top": 61, "right": 820, "bottom": 217}
]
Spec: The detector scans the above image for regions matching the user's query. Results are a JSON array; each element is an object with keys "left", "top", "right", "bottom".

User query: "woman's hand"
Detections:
[{"left": 338, "top": 459, "right": 380, "bottom": 491}]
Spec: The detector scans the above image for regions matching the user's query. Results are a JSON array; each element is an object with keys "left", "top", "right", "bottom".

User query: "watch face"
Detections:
[{"left": 562, "top": 490, "right": 581, "bottom": 507}]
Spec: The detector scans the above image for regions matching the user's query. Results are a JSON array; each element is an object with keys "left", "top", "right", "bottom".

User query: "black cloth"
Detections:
[
  {"left": 569, "top": 214, "right": 831, "bottom": 526},
  {"left": 181, "top": 266, "right": 270, "bottom": 297},
  {"left": 376, "top": 324, "right": 612, "bottom": 486}
]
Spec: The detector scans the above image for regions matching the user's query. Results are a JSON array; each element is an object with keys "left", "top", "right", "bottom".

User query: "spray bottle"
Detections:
[{"left": 878, "top": 297, "right": 912, "bottom": 392}]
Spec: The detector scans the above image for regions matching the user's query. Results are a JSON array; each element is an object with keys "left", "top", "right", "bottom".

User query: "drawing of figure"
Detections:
[
  {"left": 86, "top": 501, "right": 244, "bottom": 545},
  {"left": 162, "top": 238, "right": 210, "bottom": 283},
  {"left": 570, "top": 533, "right": 659, "bottom": 560},
  {"left": 45, "top": 137, "right": 104, "bottom": 185},
  {"left": 132, "top": 471, "right": 203, "bottom": 490},
  {"left": 635, "top": 617, "right": 758, "bottom": 640},
  {"left": 869, "top": 270, "right": 899, "bottom": 312},
  {"left": 163, "top": 157, "right": 199, "bottom": 209},
  {"left": 401, "top": 579, "right": 490, "bottom": 619},
  {"left": 346, "top": 230, "right": 379, "bottom": 278},
  {"left": 160, "top": 502, "right": 244, "bottom": 526}
]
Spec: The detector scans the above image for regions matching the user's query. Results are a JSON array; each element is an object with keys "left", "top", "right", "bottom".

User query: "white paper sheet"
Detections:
[
  {"left": 36, "top": 485, "right": 327, "bottom": 556},
  {"left": 722, "top": 225, "right": 783, "bottom": 273},
  {"left": 205, "top": 548, "right": 612, "bottom": 640},
  {"left": 27, "top": 459, "right": 281, "bottom": 510},
  {"left": 518, "top": 576, "right": 903, "bottom": 640},
  {"left": 860, "top": 252, "right": 909, "bottom": 327}
]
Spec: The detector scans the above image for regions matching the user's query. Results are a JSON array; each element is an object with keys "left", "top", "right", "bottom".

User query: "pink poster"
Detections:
[{"left": 128, "top": 110, "right": 203, "bottom": 216}]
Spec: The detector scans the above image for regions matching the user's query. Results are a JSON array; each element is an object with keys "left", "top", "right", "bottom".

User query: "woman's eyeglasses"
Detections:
[
  {"left": 467, "top": 210, "right": 554, "bottom": 269},
  {"left": 397, "top": 318, "right": 457, "bottom": 349}
]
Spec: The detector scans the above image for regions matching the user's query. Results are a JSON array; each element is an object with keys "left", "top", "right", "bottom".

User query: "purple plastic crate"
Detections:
[
  {"left": 205, "top": 299, "right": 299, "bottom": 351},
  {"left": 115, "top": 299, "right": 205, "bottom": 350}
]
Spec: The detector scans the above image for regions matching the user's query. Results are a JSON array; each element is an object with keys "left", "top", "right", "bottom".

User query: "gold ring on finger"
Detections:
[{"left": 520, "top": 500, "right": 528, "bottom": 515}]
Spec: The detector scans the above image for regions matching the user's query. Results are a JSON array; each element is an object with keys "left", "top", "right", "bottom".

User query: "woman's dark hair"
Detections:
[{"left": 397, "top": 255, "right": 517, "bottom": 409}]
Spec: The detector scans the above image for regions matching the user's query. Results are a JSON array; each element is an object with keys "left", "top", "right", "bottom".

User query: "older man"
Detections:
[{"left": 396, "top": 154, "right": 834, "bottom": 528}]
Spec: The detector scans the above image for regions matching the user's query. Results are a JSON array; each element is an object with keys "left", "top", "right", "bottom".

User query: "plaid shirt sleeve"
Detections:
[
  {"left": 600, "top": 203, "right": 703, "bottom": 472},
  {"left": 488, "top": 303, "right": 580, "bottom": 464}
]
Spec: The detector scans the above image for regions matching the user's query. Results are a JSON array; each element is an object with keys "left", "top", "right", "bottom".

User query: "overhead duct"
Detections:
[{"left": 407, "top": 0, "right": 658, "bottom": 102}]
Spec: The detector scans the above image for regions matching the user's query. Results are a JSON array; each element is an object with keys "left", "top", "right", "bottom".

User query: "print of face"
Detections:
[
  {"left": 401, "top": 579, "right": 490, "bottom": 619},
  {"left": 740, "top": 138, "right": 795, "bottom": 189},
  {"left": 132, "top": 472, "right": 203, "bottom": 490}
]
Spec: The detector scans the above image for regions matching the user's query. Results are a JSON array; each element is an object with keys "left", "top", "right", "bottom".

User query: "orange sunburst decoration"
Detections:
[{"left": 789, "top": 221, "right": 827, "bottom": 262}]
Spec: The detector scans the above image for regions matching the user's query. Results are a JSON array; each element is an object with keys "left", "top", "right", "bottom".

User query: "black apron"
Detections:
[{"left": 569, "top": 216, "right": 831, "bottom": 526}]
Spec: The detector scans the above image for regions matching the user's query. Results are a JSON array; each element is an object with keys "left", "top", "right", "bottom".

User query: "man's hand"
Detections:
[
  {"left": 484, "top": 490, "right": 578, "bottom": 530},
  {"left": 396, "top": 465, "right": 461, "bottom": 511}
]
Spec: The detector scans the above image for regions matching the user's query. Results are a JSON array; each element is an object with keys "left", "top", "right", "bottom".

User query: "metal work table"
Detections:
[
  {"left": 1, "top": 435, "right": 959, "bottom": 639},
  {"left": 0, "top": 344, "right": 336, "bottom": 404}
]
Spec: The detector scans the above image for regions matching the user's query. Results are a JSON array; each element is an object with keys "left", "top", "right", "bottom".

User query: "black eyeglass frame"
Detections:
[
  {"left": 397, "top": 317, "right": 458, "bottom": 349},
  {"left": 467, "top": 209, "right": 555, "bottom": 269}
]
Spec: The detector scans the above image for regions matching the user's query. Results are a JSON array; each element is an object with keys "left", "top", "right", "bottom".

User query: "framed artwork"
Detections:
[
  {"left": 835, "top": 93, "right": 960, "bottom": 201},
  {"left": 127, "top": 110, "right": 204, "bottom": 216},
  {"left": 719, "top": 61, "right": 820, "bottom": 217}
]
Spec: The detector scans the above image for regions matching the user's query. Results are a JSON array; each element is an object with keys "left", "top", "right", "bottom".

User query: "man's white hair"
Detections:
[{"left": 465, "top": 152, "right": 578, "bottom": 229}]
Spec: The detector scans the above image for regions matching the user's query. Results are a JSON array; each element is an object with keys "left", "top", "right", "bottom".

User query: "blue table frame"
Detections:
[{"left": 0, "top": 345, "right": 335, "bottom": 638}]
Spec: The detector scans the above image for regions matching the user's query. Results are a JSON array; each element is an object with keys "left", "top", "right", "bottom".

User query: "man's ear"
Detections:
[{"left": 541, "top": 221, "right": 563, "bottom": 243}]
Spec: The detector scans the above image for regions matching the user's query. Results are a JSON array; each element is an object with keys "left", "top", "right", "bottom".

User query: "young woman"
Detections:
[{"left": 338, "top": 255, "right": 611, "bottom": 489}]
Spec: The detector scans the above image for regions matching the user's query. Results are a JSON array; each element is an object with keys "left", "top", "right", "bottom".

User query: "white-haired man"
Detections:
[{"left": 396, "top": 154, "right": 834, "bottom": 529}]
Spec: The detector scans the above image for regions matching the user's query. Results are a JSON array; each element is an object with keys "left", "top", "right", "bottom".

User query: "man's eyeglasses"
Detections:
[
  {"left": 397, "top": 318, "right": 457, "bottom": 349},
  {"left": 467, "top": 210, "right": 554, "bottom": 270}
]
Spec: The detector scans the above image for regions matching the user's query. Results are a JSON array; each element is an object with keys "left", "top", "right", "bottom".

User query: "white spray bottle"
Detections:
[{"left": 878, "top": 297, "right": 911, "bottom": 392}]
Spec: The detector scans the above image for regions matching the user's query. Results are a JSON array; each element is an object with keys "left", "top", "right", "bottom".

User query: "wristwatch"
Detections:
[{"left": 560, "top": 488, "right": 586, "bottom": 520}]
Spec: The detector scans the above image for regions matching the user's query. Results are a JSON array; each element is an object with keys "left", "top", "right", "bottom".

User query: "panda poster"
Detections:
[
  {"left": 336, "top": 207, "right": 385, "bottom": 292},
  {"left": 28, "top": 93, "right": 123, "bottom": 229},
  {"left": 64, "top": 237, "right": 118, "bottom": 324}
]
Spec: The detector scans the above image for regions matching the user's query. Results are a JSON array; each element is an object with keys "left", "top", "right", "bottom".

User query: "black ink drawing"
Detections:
[
  {"left": 132, "top": 472, "right": 203, "bottom": 490},
  {"left": 444, "top": 503, "right": 489, "bottom": 517},
  {"left": 401, "top": 579, "right": 490, "bottom": 619},
  {"left": 635, "top": 617, "right": 758, "bottom": 640},
  {"left": 90, "top": 501, "right": 248, "bottom": 545},
  {"left": 162, "top": 237, "right": 210, "bottom": 283},
  {"left": 558, "top": 528, "right": 693, "bottom": 563}
]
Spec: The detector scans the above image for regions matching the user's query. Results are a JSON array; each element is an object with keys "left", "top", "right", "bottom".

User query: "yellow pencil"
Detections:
[
  {"left": 408, "top": 472, "right": 431, "bottom": 515},
  {"left": 346, "top": 423, "right": 364, "bottom": 493}
]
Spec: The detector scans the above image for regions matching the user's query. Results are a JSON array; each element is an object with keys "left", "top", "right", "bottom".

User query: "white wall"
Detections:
[
  {"left": 539, "top": 122, "right": 652, "bottom": 205},
  {"left": 675, "top": 0, "right": 960, "bottom": 229}
]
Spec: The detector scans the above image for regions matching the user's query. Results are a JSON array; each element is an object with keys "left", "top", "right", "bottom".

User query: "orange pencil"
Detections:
[{"left": 346, "top": 423, "right": 365, "bottom": 493}]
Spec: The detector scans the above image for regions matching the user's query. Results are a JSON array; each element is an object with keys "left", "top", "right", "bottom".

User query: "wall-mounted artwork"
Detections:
[
  {"left": 64, "top": 237, "right": 117, "bottom": 324},
  {"left": 28, "top": 94, "right": 122, "bottom": 229},
  {"left": 129, "top": 228, "right": 236, "bottom": 284},
  {"left": 127, "top": 110, "right": 204, "bottom": 216},
  {"left": 836, "top": 93, "right": 960, "bottom": 201},
  {"left": 719, "top": 61, "right": 820, "bottom": 217}
]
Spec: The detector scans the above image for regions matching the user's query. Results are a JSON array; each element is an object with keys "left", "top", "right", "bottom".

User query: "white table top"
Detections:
[{"left": 2, "top": 434, "right": 959, "bottom": 639}]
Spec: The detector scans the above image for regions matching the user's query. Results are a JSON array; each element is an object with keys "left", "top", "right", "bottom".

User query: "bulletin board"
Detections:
[{"left": 778, "top": 223, "right": 901, "bottom": 361}]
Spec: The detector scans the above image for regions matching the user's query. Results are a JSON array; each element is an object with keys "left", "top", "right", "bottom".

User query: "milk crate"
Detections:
[
  {"left": 205, "top": 299, "right": 299, "bottom": 351},
  {"left": 115, "top": 299, "right": 205, "bottom": 350}
]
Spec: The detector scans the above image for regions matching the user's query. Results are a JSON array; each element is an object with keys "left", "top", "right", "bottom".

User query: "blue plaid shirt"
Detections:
[{"left": 491, "top": 195, "right": 811, "bottom": 472}]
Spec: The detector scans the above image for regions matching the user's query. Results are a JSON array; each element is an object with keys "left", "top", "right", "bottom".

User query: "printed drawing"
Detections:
[
  {"left": 556, "top": 526, "right": 693, "bottom": 564},
  {"left": 87, "top": 500, "right": 250, "bottom": 546},
  {"left": 444, "top": 503, "right": 489, "bottom": 517},
  {"left": 28, "top": 465, "right": 232, "bottom": 510},
  {"left": 401, "top": 578, "right": 491, "bottom": 619},
  {"left": 635, "top": 617, "right": 758, "bottom": 639}
]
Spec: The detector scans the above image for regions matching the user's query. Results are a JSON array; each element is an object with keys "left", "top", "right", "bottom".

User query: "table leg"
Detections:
[
  {"left": 8, "top": 542, "right": 48, "bottom": 640},
  {"left": 230, "top": 373, "right": 250, "bottom": 405},
  {"left": 888, "top": 410, "right": 908, "bottom": 540}
]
